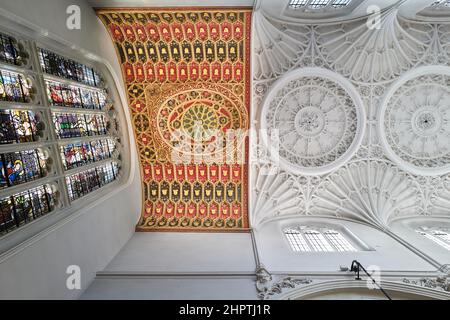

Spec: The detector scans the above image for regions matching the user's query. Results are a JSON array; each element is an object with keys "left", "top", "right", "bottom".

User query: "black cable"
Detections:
[{"left": 350, "top": 260, "right": 392, "bottom": 300}]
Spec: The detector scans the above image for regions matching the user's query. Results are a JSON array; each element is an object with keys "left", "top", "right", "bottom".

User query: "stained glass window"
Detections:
[
  {"left": 12, "top": 110, "right": 37, "bottom": 142},
  {"left": 0, "top": 28, "right": 121, "bottom": 239},
  {"left": 0, "top": 185, "right": 54, "bottom": 235},
  {"left": 38, "top": 48, "right": 101, "bottom": 87},
  {"left": 0, "top": 149, "right": 46, "bottom": 189},
  {"left": 0, "top": 110, "right": 17, "bottom": 144},
  {"left": 90, "top": 138, "right": 114, "bottom": 162},
  {"left": 80, "top": 87, "right": 94, "bottom": 108},
  {"left": 0, "top": 157, "right": 6, "bottom": 189},
  {"left": 52, "top": 112, "right": 107, "bottom": 139},
  {"left": 285, "top": 226, "right": 358, "bottom": 252},
  {"left": 60, "top": 139, "right": 114, "bottom": 170},
  {"left": 45, "top": 80, "right": 107, "bottom": 110},
  {"left": 0, "top": 69, "right": 31, "bottom": 102},
  {"left": 3, "top": 152, "right": 26, "bottom": 186},
  {"left": 85, "top": 113, "right": 107, "bottom": 136},
  {"left": 61, "top": 142, "right": 91, "bottom": 170},
  {"left": 0, "top": 32, "right": 23, "bottom": 66},
  {"left": 0, "top": 109, "right": 39, "bottom": 144},
  {"left": 0, "top": 197, "right": 14, "bottom": 233},
  {"left": 66, "top": 162, "right": 118, "bottom": 201}
]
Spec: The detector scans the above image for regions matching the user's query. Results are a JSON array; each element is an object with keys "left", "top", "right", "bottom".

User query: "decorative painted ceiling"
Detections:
[
  {"left": 97, "top": 8, "right": 252, "bottom": 231},
  {"left": 251, "top": 4, "right": 450, "bottom": 229},
  {"left": 96, "top": 1, "right": 450, "bottom": 233}
]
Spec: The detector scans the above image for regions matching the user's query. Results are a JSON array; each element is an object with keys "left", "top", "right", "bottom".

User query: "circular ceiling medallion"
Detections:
[
  {"left": 157, "top": 86, "right": 247, "bottom": 159},
  {"left": 379, "top": 66, "right": 450, "bottom": 176},
  {"left": 260, "top": 67, "right": 366, "bottom": 175}
]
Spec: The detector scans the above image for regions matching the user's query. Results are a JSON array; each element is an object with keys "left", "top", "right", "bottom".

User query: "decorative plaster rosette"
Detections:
[
  {"left": 379, "top": 66, "right": 450, "bottom": 176},
  {"left": 260, "top": 68, "right": 365, "bottom": 175}
]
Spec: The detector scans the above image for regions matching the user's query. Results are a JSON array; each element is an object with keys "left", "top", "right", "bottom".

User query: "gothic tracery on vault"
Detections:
[
  {"left": 252, "top": 4, "right": 450, "bottom": 228},
  {"left": 260, "top": 68, "right": 365, "bottom": 175},
  {"left": 380, "top": 66, "right": 450, "bottom": 176}
]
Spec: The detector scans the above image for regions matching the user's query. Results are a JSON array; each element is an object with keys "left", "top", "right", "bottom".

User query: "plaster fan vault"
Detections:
[
  {"left": 97, "top": 8, "right": 252, "bottom": 231},
  {"left": 251, "top": 4, "right": 450, "bottom": 229}
]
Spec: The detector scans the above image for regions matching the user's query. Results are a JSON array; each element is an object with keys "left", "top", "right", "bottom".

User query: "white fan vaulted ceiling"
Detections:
[{"left": 251, "top": 1, "right": 450, "bottom": 229}]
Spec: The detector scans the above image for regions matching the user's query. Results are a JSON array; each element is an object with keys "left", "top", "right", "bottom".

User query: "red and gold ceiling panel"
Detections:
[{"left": 97, "top": 8, "right": 251, "bottom": 231}]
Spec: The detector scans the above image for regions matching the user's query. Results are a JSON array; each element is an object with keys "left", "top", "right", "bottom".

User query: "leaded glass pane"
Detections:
[
  {"left": 324, "top": 229, "right": 357, "bottom": 252},
  {"left": 0, "top": 110, "right": 39, "bottom": 144},
  {"left": 0, "top": 70, "right": 31, "bottom": 102},
  {"left": 285, "top": 228, "right": 311, "bottom": 252},
  {"left": 66, "top": 162, "right": 118, "bottom": 201},
  {"left": 0, "top": 32, "right": 22, "bottom": 65},
  {"left": 38, "top": 48, "right": 101, "bottom": 87},
  {"left": 4, "top": 151, "right": 26, "bottom": 186},
  {"left": 0, "top": 110, "right": 16, "bottom": 144},
  {"left": 304, "top": 229, "right": 335, "bottom": 252},
  {"left": 0, "top": 185, "right": 54, "bottom": 235},
  {"left": 0, "top": 149, "right": 45, "bottom": 189}
]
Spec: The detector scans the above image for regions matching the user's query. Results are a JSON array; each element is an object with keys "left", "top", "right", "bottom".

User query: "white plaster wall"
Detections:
[
  {"left": 82, "top": 277, "right": 258, "bottom": 300},
  {"left": 81, "top": 232, "right": 257, "bottom": 299},
  {"left": 0, "top": 178, "right": 140, "bottom": 299},
  {"left": 102, "top": 233, "right": 256, "bottom": 273},
  {"left": 254, "top": 217, "right": 436, "bottom": 273},
  {"left": 0, "top": 0, "right": 141, "bottom": 299},
  {"left": 390, "top": 217, "right": 450, "bottom": 267}
]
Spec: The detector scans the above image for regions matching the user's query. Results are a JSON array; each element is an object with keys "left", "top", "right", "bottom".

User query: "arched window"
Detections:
[
  {"left": 416, "top": 228, "right": 450, "bottom": 251},
  {"left": 284, "top": 226, "right": 358, "bottom": 252},
  {"left": 0, "top": 28, "right": 123, "bottom": 238}
]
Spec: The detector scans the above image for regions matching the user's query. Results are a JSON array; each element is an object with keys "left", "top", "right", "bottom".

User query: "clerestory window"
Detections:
[{"left": 284, "top": 226, "right": 358, "bottom": 252}]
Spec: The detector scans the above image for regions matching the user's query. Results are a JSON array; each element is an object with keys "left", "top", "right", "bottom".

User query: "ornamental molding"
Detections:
[
  {"left": 403, "top": 265, "right": 450, "bottom": 293},
  {"left": 256, "top": 266, "right": 313, "bottom": 300},
  {"left": 255, "top": 266, "right": 450, "bottom": 300},
  {"left": 279, "top": 278, "right": 450, "bottom": 300},
  {"left": 378, "top": 66, "right": 450, "bottom": 176},
  {"left": 253, "top": 7, "right": 450, "bottom": 85},
  {"left": 402, "top": 277, "right": 450, "bottom": 293},
  {"left": 260, "top": 67, "right": 365, "bottom": 176},
  {"left": 251, "top": 158, "right": 429, "bottom": 228}
]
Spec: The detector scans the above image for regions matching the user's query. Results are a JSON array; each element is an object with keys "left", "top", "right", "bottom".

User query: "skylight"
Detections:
[
  {"left": 431, "top": 0, "right": 450, "bottom": 8},
  {"left": 288, "top": 0, "right": 352, "bottom": 9}
]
